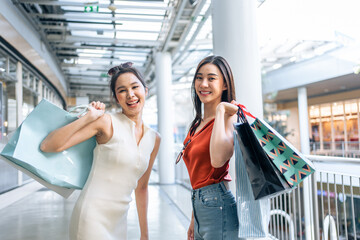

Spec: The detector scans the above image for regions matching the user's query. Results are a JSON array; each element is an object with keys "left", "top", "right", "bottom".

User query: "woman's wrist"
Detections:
[
  {"left": 84, "top": 108, "right": 104, "bottom": 123},
  {"left": 83, "top": 111, "right": 97, "bottom": 123},
  {"left": 216, "top": 103, "right": 226, "bottom": 115},
  {"left": 140, "top": 232, "right": 149, "bottom": 240}
]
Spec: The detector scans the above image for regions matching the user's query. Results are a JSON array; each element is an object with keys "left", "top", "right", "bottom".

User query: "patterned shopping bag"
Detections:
[
  {"left": 250, "top": 118, "right": 315, "bottom": 187},
  {"left": 234, "top": 107, "right": 291, "bottom": 200}
]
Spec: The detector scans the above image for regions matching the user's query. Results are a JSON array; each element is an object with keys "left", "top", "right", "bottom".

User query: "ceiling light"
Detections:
[
  {"left": 289, "top": 56, "right": 297, "bottom": 62},
  {"left": 266, "top": 57, "right": 277, "bottom": 62},
  {"left": 272, "top": 63, "right": 282, "bottom": 70}
]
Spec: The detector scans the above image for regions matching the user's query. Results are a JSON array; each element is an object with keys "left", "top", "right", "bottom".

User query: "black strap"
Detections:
[{"left": 237, "top": 106, "right": 247, "bottom": 124}]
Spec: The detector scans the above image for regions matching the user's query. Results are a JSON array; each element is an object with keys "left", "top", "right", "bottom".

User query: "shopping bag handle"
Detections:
[
  {"left": 236, "top": 104, "right": 256, "bottom": 123},
  {"left": 67, "top": 105, "right": 90, "bottom": 118}
]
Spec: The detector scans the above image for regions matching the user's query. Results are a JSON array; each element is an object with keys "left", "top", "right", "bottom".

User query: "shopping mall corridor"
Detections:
[{"left": 0, "top": 172, "right": 191, "bottom": 240}]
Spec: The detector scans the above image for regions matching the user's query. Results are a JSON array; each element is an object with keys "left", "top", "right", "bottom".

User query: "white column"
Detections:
[
  {"left": 298, "top": 87, "right": 315, "bottom": 240},
  {"left": 212, "top": 0, "right": 263, "bottom": 118},
  {"left": 37, "top": 80, "right": 43, "bottom": 104},
  {"left": 298, "top": 87, "right": 310, "bottom": 155},
  {"left": 6, "top": 57, "right": 10, "bottom": 74},
  {"left": 319, "top": 107, "right": 324, "bottom": 151},
  {"left": 212, "top": 0, "right": 263, "bottom": 195},
  {"left": 155, "top": 52, "right": 175, "bottom": 184},
  {"left": 15, "top": 61, "right": 23, "bottom": 185},
  {"left": 15, "top": 61, "right": 23, "bottom": 127},
  {"left": 46, "top": 88, "right": 49, "bottom": 100}
]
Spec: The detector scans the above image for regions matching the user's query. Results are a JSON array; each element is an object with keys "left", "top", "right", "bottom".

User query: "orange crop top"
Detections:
[{"left": 182, "top": 119, "right": 231, "bottom": 189}]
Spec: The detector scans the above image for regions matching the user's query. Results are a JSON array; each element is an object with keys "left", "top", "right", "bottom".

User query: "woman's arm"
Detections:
[
  {"left": 187, "top": 211, "right": 195, "bottom": 240},
  {"left": 40, "top": 102, "right": 109, "bottom": 152},
  {"left": 135, "top": 133, "right": 161, "bottom": 240},
  {"left": 210, "top": 101, "right": 238, "bottom": 168}
]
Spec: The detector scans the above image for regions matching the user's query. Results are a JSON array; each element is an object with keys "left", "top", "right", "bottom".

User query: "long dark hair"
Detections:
[
  {"left": 108, "top": 62, "right": 146, "bottom": 102},
  {"left": 189, "top": 55, "right": 236, "bottom": 135}
]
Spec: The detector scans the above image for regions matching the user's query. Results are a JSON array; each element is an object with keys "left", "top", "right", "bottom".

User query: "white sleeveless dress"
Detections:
[{"left": 69, "top": 112, "right": 156, "bottom": 240}]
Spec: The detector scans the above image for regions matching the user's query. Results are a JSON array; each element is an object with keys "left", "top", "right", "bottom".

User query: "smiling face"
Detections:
[
  {"left": 194, "top": 63, "right": 227, "bottom": 105},
  {"left": 114, "top": 72, "right": 148, "bottom": 116}
]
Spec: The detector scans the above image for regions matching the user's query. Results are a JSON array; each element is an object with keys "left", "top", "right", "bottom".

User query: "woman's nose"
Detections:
[
  {"left": 127, "top": 90, "right": 135, "bottom": 98},
  {"left": 200, "top": 79, "right": 208, "bottom": 87}
]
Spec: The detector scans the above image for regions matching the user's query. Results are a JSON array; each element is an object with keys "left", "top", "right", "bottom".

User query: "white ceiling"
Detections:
[{"left": 10, "top": 0, "right": 360, "bottom": 105}]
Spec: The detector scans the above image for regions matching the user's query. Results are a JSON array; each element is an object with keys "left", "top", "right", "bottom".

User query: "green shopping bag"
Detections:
[
  {"left": 0, "top": 99, "right": 96, "bottom": 190},
  {"left": 238, "top": 104, "right": 315, "bottom": 188}
]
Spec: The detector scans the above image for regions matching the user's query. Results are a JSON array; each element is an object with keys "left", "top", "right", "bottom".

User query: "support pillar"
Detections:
[
  {"left": 156, "top": 52, "right": 175, "bottom": 184},
  {"left": 212, "top": 0, "right": 263, "bottom": 195},
  {"left": 37, "top": 80, "right": 43, "bottom": 104},
  {"left": 298, "top": 87, "right": 315, "bottom": 240},
  {"left": 15, "top": 61, "right": 23, "bottom": 185},
  {"left": 212, "top": 0, "right": 263, "bottom": 117}
]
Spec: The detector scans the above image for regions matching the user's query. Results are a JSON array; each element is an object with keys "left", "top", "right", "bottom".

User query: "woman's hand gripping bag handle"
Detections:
[
  {"left": 0, "top": 100, "right": 97, "bottom": 198},
  {"left": 238, "top": 104, "right": 315, "bottom": 188}
]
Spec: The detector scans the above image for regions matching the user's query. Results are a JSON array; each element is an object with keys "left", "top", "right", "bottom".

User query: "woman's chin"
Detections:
[{"left": 122, "top": 104, "right": 143, "bottom": 115}]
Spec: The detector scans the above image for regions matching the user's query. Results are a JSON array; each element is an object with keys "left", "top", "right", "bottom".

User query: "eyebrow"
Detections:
[
  {"left": 196, "top": 73, "right": 218, "bottom": 76},
  {"left": 116, "top": 82, "right": 139, "bottom": 90}
]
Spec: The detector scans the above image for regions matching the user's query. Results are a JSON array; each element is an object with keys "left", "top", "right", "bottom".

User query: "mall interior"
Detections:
[{"left": 0, "top": 0, "right": 360, "bottom": 239}]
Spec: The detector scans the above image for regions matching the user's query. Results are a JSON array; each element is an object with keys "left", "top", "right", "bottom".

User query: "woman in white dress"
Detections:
[{"left": 40, "top": 62, "right": 161, "bottom": 240}]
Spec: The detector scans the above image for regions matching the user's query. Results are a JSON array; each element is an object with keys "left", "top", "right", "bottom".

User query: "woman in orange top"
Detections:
[{"left": 180, "top": 56, "right": 239, "bottom": 240}]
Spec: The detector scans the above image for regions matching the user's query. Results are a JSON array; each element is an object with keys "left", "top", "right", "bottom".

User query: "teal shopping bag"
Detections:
[
  {"left": 250, "top": 118, "right": 315, "bottom": 188},
  {"left": 0, "top": 99, "right": 96, "bottom": 190}
]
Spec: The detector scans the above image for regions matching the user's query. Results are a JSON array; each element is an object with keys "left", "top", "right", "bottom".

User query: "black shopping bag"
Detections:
[{"left": 234, "top": 107, "right": 291, "bottom": 200}]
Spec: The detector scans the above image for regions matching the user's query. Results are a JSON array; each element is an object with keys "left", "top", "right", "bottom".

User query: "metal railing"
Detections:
[
  {"left": 311, "top": 141, "right": 360, "bottom": 158},
  {"left": 269, "top": 155, "right": 360, "bottom": 240}
]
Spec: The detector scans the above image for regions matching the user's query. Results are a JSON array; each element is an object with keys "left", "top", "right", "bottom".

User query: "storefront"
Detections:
[{"left": 309, "top": 99, "right": 360, "bottom": 156}]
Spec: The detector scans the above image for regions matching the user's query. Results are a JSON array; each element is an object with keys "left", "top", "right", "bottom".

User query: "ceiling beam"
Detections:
[
  {"left": 47, "top": 34, "right": 161, "bottom": 47},
  {"left": 61, "top": 63, "right": 145, "bottom": 72},
  {"left": 53, "top": 44, "right": 152, "bottom": 52},
  {"left": 173, "top": 5, "right": 212, "bottom": 66},
  {"left": 56, "top": 50, "right": 148, "bottom": 57},
  {"left": 69, "top": 80, "right": 109, "bottom": 85},
  {"left": 162, "top": 0, "right": 188, "bottom": 52},
  {"left": 33, "top": 13, "right": 168, "bottom": 23},
  {"left": 70, "top": 84, "right": 109, "bottom": 89},
  {"left": 70, "top": 88, "right": 110, "bottom": 94},
  {"left": 40, "top": 19, "right": 124, "bottom": 25},
  {"left": 61, "top": 11, "right": 165, "bottom": 18},
  {"left": 58, "top": 56, "right": 145, "bottom": 64},
  {"left": 19, "top": 1, "right": 171, "bottom": 10},
  {"left": 40, "top": 25, "right": 160, "bottom": 34}
]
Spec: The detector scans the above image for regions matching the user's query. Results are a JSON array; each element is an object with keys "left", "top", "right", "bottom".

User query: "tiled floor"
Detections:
[{"left": 0, "top": 172, "right": 191, "bottom": 240}]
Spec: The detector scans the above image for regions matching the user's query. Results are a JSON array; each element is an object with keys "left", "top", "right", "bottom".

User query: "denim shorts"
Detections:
[{"left": 192, "top": 182, "right": 239, "bottom": 240}]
